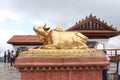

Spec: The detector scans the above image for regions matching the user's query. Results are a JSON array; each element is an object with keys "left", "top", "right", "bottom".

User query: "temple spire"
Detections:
[{"left": 89, "top": 13, "right": 92, "bottom": 17}]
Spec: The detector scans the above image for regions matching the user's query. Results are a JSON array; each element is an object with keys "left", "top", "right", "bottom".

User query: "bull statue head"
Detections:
[{"left": 33, "top": 24, "right": 50, "bottom": 42}]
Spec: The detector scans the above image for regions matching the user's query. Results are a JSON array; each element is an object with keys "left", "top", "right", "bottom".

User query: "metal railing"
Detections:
[{"left": 98, "top": 49, "right": 120, "bottom": 62}]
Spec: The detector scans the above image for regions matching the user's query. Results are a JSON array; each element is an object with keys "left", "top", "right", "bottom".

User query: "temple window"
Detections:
[
  {"left": 96, "top": 24, "right": 100, "bottom": 30},
  {"left": 93, "top": 22, "right": 96, "bottom": 30},
  {"left": 90, "top": 21, "right": 92, "bottom": 29},
  {"left": 86, "top": 22, "right": 89, "bottom": 29}
]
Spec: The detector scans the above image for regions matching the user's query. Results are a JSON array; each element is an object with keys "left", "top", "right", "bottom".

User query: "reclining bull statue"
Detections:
[{"left": 33, "top": 24, "right": 88, "bottom": 49}]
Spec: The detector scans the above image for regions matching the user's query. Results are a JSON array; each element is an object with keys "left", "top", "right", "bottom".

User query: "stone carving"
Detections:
[
  {"left": 20, "top": 48, "right": 105, "bottom": 58},
  {"left": 33, "top": 24, "right": 88, "bottom": 49}
]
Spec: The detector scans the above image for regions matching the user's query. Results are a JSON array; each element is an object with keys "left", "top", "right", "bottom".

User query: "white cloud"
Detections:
[
  {"left": 32, "top": 20, "right": 57, "bottom": 30},
  {"left": 0, "top": 28, "right": 29, "bottom": 56},
  {"left": 108, "top": 35, "right": 120, "bottom": 49},
  {"left": 0, "top": 10, "right": 20, "bottom": 24},
  {"left": 32, "top": 20, "right": 47, "bottom": 26}
]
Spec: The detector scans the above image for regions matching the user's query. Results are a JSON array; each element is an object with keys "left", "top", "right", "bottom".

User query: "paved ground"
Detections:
[
  {"left": 0, "top": 62, "right": 21, "bottom": 80},
  {"left": 107, "top": 62, "right": 117, "bottom": 80}
]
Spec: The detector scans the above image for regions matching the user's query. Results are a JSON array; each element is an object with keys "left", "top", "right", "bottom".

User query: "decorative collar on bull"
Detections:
[{"left": 33, "top": 24, "right": 88, "bottom": 49}]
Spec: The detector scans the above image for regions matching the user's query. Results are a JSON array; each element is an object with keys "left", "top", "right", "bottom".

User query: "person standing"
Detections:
[
  {"left": 4, "top": 51, "right": 7, "bottom": 63},
  {"left": 102, "top": 50, "right": 110, "bottom": 80},
  {"left": 117, "top": 55, "right": 120, "bottom": 80},
  {"left": 14, "top": 48, "right": 21, "bottom": 62},
  {"left": 10, "top": 50, "right": 15, "bottom": 66},
  {"left": 16, "top": 49, "right": 20, "bottom": 58},
  {"left": 7, "top": 50, "right": 10, "bottom": 63}
]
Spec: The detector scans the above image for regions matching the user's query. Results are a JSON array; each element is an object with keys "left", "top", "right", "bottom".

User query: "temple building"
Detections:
[
  {"left": 7, "top": 14, "right": 120, "bottom": 50},
  {"left": 7, "top": 35, "right": 43, "bottom": 51},
  {"left": 66, "top": 14, "right": 120, "bottom": 49}
]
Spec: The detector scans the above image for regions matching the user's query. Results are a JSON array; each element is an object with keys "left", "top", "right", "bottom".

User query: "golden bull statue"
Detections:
[{"left": 33, "top": 24, "right": 88, "bottom": 49}]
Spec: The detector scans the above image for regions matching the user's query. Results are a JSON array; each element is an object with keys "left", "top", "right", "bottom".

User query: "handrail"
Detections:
[{"left": 97, "top": 48, "right": 120, "bottom": 62}]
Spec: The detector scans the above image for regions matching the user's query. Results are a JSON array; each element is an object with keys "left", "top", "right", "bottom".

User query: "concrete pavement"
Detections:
[{"left": 0, "top": 62, "right": 21, "bottom": 80}]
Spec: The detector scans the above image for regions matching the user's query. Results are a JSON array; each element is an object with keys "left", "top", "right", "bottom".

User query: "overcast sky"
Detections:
[{"left": 0, "top": 0, "right": 120, "bottom": 56}]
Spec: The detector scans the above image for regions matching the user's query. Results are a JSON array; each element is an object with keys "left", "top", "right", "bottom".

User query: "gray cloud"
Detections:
[
  {"left": 1, "top": 2, "right": 120, "bottom": 29},
  {"left": 1, "top": 0, "right": 119, "bottom": 30},
  {"left": 0, "top": 0, "right": 120, "bottom": 52}
]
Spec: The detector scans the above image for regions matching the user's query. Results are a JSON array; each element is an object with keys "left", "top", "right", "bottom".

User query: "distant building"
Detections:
[
  {"left": 7, "top": 35, "right": 43, "bottom": 51},
  {"left": 7, "top": 14, "right": 120, "bottom": 50}
]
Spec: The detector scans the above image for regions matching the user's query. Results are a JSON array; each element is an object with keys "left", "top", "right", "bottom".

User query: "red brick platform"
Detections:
[{"left": 14, "top": 57, "right": 109, "bottom": 80}]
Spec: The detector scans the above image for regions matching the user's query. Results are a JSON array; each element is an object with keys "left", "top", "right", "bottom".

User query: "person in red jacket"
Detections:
[{"left": 102, "top": 50, "right": 110, "bottom": 80}]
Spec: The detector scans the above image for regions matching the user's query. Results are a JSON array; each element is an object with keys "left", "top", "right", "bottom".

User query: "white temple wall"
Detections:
[
  {"left": 12, "top": 45, "right": 41, "bottom": 51},
  {"left": 88, "top": 39, "right": 109, "bottom": 49}
]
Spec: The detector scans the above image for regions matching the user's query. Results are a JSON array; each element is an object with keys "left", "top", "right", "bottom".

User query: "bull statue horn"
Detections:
[
  {"left": 43, "top": 23, "right": 50, "bottom": 30},
  {"left": 43, "top": 23, "right": 46, "bottom": 28},
  {"left": 44, "top": 27, "right": 50, "bottom": 31}
]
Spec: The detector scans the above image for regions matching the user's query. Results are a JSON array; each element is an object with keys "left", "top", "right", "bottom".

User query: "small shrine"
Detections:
[{"left": 14, "top": 24, "right": 109, "bottom": 80}]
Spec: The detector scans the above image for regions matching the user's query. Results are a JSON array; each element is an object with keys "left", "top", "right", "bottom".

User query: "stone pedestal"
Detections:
[{"left": 14, "top": 49, "right": 109, "bottom": 80}]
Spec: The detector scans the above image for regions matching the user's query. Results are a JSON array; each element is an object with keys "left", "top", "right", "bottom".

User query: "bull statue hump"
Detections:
[{"left": 33, "top": 25, "right": 88, "bottom": 49}]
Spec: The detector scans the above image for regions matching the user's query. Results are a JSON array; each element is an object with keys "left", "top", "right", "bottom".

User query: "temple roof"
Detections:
[
  {"left": 7, "top": 35, "right": 43, "bottom": 45},
  {"left": 7, "top": 15, "right": 120, "bottom": 45},
  {"left": 66, "top": 14, "right": 120, "bottom": 39}
]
